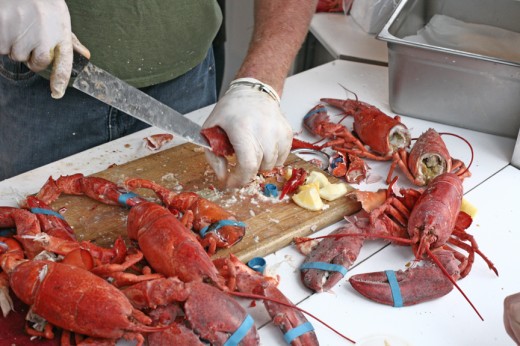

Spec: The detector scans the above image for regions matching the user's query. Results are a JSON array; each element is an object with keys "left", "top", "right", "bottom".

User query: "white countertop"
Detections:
[
  {"left": 1, "top": 60, "right": 517, "bottom": 345},
  {"left": 310, "top": 13, "right": 389, "bottom": 65}
]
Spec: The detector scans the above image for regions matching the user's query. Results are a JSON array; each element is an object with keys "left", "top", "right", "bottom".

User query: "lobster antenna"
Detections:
[
  {"left": 439, "top": 132, "right": 474, "bottom": 175},
  {"left": 295, "top": 232, "right": 413, "bottom": 246},
  {"left": 337, "top": 83, "right": 358, "bottom": 102},
  {"left": 228, "top": 291, "right": 356, "bottom": 344},
  {"left": 425, "top": 247, "right": 483, "bottom": 321}
]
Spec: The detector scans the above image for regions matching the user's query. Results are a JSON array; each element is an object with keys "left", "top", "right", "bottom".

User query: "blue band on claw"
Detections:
[
  {"left": 303, "top": 106, "right": 327, "bottom": 120},
  {"left": 385, "top": 270, "right": 403, "bottom": 307},
  {"left": 30, "top": 207, "right": 65, "bottom": 220},
  {"left": 300, "top": 262, "right": 348, "bottom": 276},
  {"left": 118, "top": 192, "right": 139, "bottom": 206},
  {"left": 199, "top": 220, "right": 246, "bottom": 238},
  {"left": 223, "top": 314, "right": 254, "bottom": 346},
  {"left": 284, "top": 322, "right": 315, "bottom": 344}
]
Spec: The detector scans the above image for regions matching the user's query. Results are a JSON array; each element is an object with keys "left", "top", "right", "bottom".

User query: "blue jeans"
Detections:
[{"left": 0, "top": 49, "right": 216, "bottom": 181}]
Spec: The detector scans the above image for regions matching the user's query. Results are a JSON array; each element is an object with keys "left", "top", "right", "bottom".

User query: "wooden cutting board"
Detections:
[{"left": 48, "top": 143, "right": 361, "bottom": 263}]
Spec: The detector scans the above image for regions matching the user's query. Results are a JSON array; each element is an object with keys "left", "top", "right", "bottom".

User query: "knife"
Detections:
[{"left": 71, "top": 52, "right": 211, "bottom": 149}]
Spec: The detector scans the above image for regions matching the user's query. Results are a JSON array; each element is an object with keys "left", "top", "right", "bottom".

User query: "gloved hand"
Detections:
[
  {"left": 202, "top": 78, "right": 293, "bottom": 188},
  {"left": 504, "top": 293, "right": 520, "bottom": 344},
  {"left": 0, "top": 0, "right": 90, "bottom": 98}
]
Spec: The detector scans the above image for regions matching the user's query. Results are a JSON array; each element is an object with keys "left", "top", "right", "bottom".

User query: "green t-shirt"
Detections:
[{"left": 66, "top": 0, "right": 222, "bottom": 88}]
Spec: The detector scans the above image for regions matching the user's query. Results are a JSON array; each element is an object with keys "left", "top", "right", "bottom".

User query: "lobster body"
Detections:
[
  {"left": 7, "top": 259, "right": 162, "bottom": 342},
  {"left": 408, "top": 172, "right": 462, "bottom": 253},
  {"left": 127, "top": 201, "right": 222, "bottom": 286},
  {"left": 125, "top": 178, "right": 246, "bottom": 255}
]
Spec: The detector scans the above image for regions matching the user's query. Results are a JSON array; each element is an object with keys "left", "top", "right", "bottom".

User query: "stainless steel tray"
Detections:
[{"left": 377, "top": 0, "right": 520, "bottom": 138}]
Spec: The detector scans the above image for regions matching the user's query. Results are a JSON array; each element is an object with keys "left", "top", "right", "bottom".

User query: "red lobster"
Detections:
[
  {"left": 386, "top": 128, "right": 473, "bottom": 186},
  {"left": 35, "top": 173, "right": 245, "bottom": 256},
  {"left": 297, "top": 173, "right": 497, "bottom": 319},
  {"left": 122, "top": 277, "right": 261, "bottom": 345},
  {"left": 32, "top": 174, "right": 354, "bottom": 344},
  {"left": 124, "top": 177, "right": 245, "bottom": 256},
  {"left": 0, "top": 224, "right": 165, "bottom": 345},
  {"left": 304, "top": 99, "right": 411, "bottom": 161}
]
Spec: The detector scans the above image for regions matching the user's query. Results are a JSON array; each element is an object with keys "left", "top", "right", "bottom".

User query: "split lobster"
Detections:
[
  {"left": 386, "top": 128, "right": 473, "bottom": 186},
  {"left": 303, "top": 98, "right": 411, "bottom": 161},
  {"left": 296, "top": 173, "right": 497, "bottom": 319}
]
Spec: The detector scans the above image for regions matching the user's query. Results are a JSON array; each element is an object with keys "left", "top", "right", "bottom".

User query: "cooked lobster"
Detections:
[
  {"left": 307, "top": 98, "right": 411, "bottom": 160},
  {"left": 0, "top": 233, "right": 165, "bottom": 345},
  {"left": 296, "top": 173, "right": 497, "bottom": 319},
  {"left": 386, "top": 128, "right": 473, "bottom": 186}
]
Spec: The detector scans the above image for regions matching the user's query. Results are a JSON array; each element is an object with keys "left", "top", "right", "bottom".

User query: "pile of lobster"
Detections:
[
  {"left": 293, "top": 92, "right": 497, "bottom": 320},
  {"left": 0, "top": 174, "right": 354, "bottom": 345}
]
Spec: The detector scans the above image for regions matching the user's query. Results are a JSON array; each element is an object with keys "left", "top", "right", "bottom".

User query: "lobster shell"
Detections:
[{"left": 9, "top": 260, "right": 161, "bottom": 339}]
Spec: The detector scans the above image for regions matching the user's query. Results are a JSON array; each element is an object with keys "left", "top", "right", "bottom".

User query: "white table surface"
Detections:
[
  {"left": 310, "top": 13, "right": 389, "bottom": 65},
  {"left": 0, "top": 60, "right": 517, "bottom": 345}
]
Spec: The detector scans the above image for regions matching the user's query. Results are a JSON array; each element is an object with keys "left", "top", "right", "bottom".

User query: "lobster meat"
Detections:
[
  {"left": 304, "top": 99, "right": 411, "bottom": 161},
  {"left": 296, "top": 173, "right": 497, "bottom": 318},
  {"left": 386, "top": 128, "right": 473, "bottom": 186}
]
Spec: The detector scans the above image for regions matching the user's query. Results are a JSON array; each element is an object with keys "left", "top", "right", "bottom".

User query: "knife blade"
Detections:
[{"left": 71, "top": 52, "right": 211, "bottom": 149}]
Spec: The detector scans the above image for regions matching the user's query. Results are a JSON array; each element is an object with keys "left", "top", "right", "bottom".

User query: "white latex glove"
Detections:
[
  {"left": 0, "top": 0, "right": 90, "bottom": 98},
  {"left": 203, "top": 78, "right": 293, "bottom": 188}
]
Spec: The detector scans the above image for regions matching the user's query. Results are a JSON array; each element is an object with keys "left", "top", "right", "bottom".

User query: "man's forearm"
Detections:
[{"left": 234, "top": 0, "right": 318, "bottom": 96}]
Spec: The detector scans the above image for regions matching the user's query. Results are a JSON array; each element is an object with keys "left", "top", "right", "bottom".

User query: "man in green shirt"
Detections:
[{"left": 0, "top": 0, "right": 318, "bottom": 187}]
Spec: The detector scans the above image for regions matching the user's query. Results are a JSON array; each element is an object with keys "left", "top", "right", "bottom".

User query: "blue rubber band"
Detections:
[
  {"left": 30, "top": 207, "right": 65, "bottom": 220},
  {"left": 303, "top": 106, "right": 327, "bottom": 120},
  {"left": 284, "top": 322, "right": 315, "bottom": 344},
  {"left": 118, "top": 192, "right": 139, "bottom": 206},
  {"left": 300, "top": 262, "right": 348, "bottom": 276},
  {"left": 223, "top": 314, "right": 254, "bottom": 346},
  {"left": 385, "top": 270, "right": 403, "bottom": 307},
  {"left": 247, "top": 257, "right": 266, "bottom": 273},
  {"left": 263, "top": 183, "right": 278, "bottom": 198},
  {"left": 199, "top": 220, "right": 246, "bottom": 238}
]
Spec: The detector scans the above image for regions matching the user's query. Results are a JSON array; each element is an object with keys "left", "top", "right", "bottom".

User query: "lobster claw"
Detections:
[
  {"left": 299, "top": 224, "right": 364, "bottom": 292},
  {"left": 349, "top": 264, "right": 453, "bottom": 307}
]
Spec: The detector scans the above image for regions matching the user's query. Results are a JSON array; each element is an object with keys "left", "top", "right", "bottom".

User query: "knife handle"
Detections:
[{"left": 71, "top": 51, "right": 90, "bottom": 78}]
